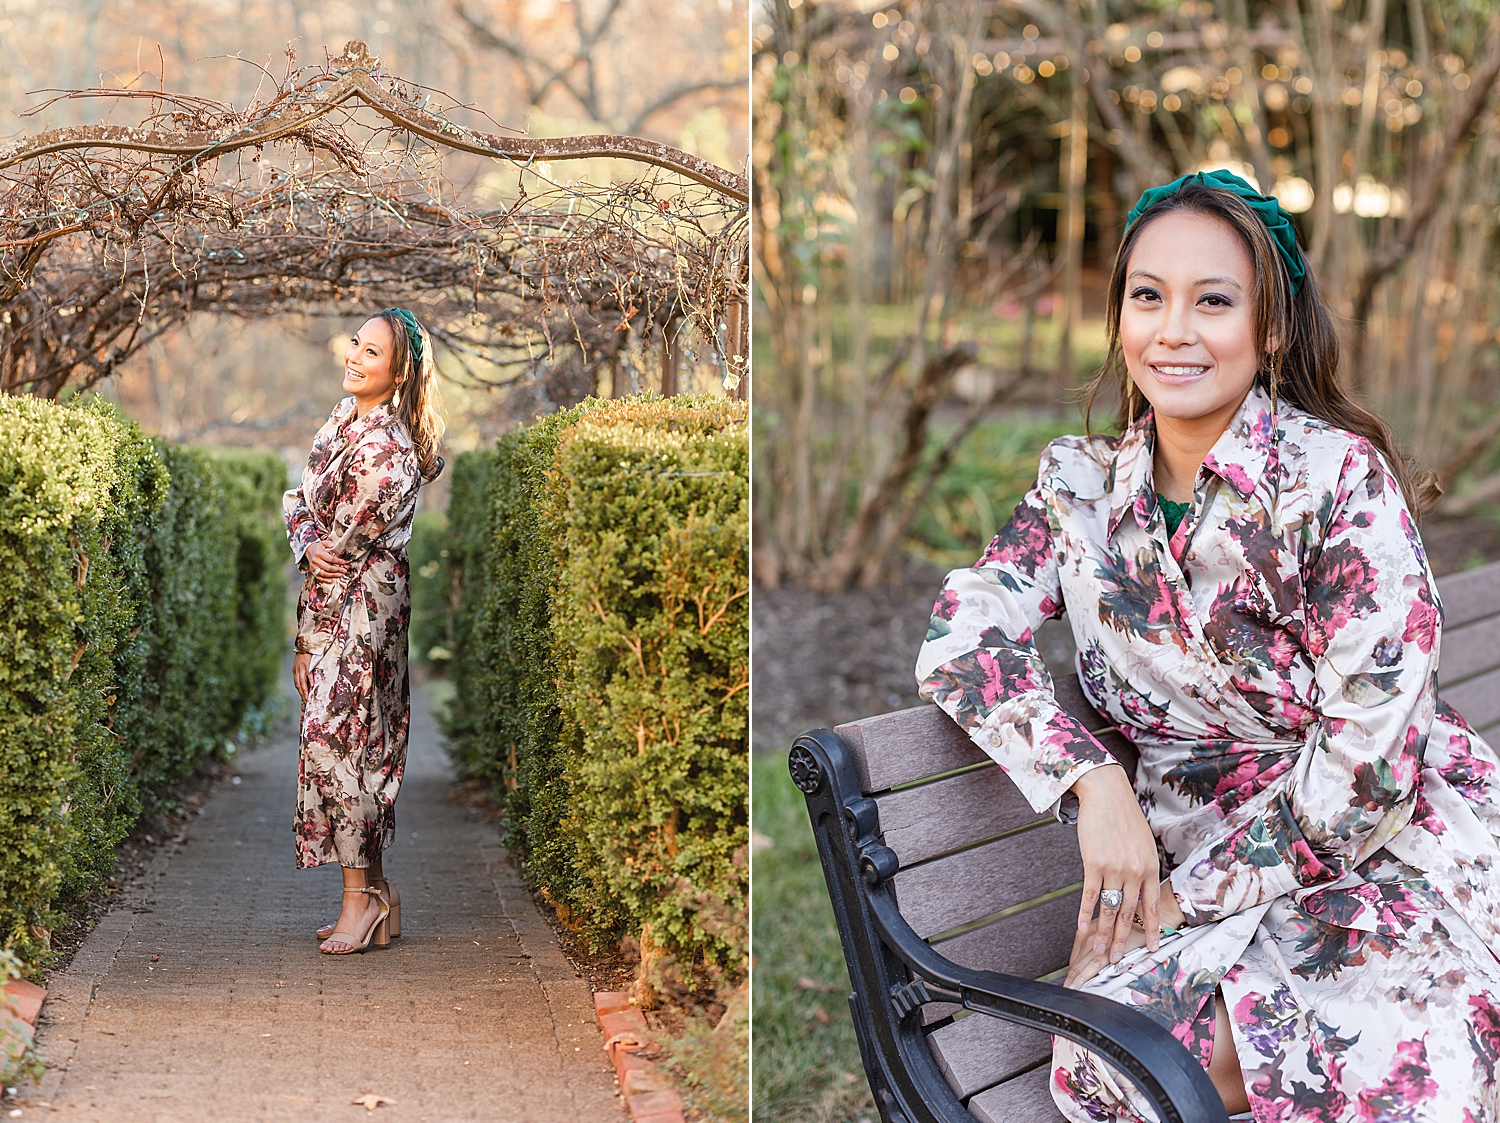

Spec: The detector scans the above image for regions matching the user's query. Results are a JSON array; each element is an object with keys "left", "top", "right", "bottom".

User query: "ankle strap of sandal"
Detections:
[{"left": 342, "top": 885, "right": 379, "bottom": 894}]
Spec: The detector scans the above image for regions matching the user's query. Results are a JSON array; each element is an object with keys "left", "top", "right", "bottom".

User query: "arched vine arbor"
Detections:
[{"left": 0, "top": 40, "right": 749, "bottom": 402}]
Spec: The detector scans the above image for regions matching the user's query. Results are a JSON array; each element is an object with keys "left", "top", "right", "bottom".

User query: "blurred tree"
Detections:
[
  {"left": 453, "top": 0, "right": 747, "bottom": 137},
  {"left": 754, "top": 0, "right": 1500, "bottom": 589}
]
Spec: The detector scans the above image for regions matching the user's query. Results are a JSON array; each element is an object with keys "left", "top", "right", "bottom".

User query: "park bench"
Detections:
[{"left": 789, "top": 558, "right": 1500, "bottom": 1123}]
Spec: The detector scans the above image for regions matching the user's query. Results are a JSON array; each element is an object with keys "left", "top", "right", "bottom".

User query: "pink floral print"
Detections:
[
  {"left": 284, "top": 398, "right": 424, "bottom": 869},
  {"left": 916, "top": 385, "right": 1500, "bottom": 1121}
]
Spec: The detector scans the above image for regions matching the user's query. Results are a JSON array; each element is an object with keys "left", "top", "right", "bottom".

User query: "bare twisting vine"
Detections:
[{"left": 0, "top": 40, "right": 749, "bottom": 400}]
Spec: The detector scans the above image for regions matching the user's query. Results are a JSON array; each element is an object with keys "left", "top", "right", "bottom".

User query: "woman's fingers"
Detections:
[
  {"left": 1078, "top": 869, "right": 1102, "bottom": 935},
  {"left": 1067, "top": 946, "right": 1106, "bottom": 990},
  {"left": 1140, "top": 876, "right": 1162, "bottom": 953},
  {"left": 1094, "top": 886, "right": 1120, "bottom": 955},
  {"left": 307, "top": 542, "right": 351, "bottom": 577},
  {"left": 1109, "top": 875, "right": 1141, "bottom": 962},
  {"left": 293, "top": 654, "right": 310, "bottom": 702}
]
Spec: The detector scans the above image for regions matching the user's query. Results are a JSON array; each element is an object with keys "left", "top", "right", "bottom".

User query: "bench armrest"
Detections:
[{"left": 791, "top": 727, "right": 1229, "bottom": 1123}]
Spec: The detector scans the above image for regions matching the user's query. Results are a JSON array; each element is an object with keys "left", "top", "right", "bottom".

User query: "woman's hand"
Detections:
[
  {"left": 1066, "top": 915, "right": 1148, "bottom": 989},
  {"left": 1071, "top": 764, "right": 1163, "bottom": 964},
  {"left": 1064, "top": 877, "right": 1186, "bottom": 989},
  {"left": 293, "top": 652, "right": 311, "bottom": 703},
  {"left": 305, "top": 540, "right": 351, "bottom": 583}
]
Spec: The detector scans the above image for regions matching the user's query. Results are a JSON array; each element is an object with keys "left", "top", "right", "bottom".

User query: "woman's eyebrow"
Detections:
[{"left": 1127, "top": 269, "right": 1243, "bottom": 290}]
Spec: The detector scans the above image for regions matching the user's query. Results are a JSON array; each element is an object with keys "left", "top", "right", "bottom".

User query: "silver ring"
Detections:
[{"left": 1099, "top": 888, "right": 1124, "bottom": 910}]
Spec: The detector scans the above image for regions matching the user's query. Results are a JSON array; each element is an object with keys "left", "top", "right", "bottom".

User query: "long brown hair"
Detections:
[
  {"left": 1082, "top": 180, "right": 1439, "bottom": 516},
  {"left": 369, "top": 309, "right": 445, "bottom": 481}
]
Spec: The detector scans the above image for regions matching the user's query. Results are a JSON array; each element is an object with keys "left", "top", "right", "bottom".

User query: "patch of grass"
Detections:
[
  {"left": 907, "top": 412, "right": 1088, "bottom": 570},
  {"left": 751, "top": 756, "right": 875, "bottom": 1123}
]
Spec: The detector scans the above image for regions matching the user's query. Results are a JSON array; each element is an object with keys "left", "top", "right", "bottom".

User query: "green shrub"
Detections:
[
  {"left": 447, "top": 400, "right": 608, "bottom": 813},
  {"left": 0, "top": 395, "right": 153, "bottom": 963},
  {"left": 444, "top": 448, "right": 505, "bottom": 785},
  {"left": 115, "top": 445, "right": 287, "bottom": 799},
  {"left": 408, "top": 507, "right": 452, "bottom": 669},
  {"left": 0, "top": 396, "right": 286, "bottom": 970},
  {"left": 443, "top": 395, "right": 749, "bottom": 984},
  {"left": 203, "top": 447, "right": 290, "bottom": 727},
  {"left": 548, "top": 401, "right": 749, "bottom": 976}
]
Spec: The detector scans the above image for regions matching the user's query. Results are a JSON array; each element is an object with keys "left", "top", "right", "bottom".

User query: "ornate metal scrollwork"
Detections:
[
  {"left": 889, "top": 978, "right": 933, "bottom": 1020},
  {"left": 788, "top": 745, "right": 823, "bottom": 794}
]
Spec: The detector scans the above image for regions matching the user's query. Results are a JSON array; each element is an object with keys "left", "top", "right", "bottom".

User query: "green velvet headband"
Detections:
[
  {"left": 382, "top": 307, "right": 424, "bottom": 370},
  {"left": 1125, "top": 169, "right": 1306, "bottom": 294}
]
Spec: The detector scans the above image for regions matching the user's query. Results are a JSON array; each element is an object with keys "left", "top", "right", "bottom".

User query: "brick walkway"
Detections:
[{"left": 14, "top": 681, "right": 621, "bottom": 1123}]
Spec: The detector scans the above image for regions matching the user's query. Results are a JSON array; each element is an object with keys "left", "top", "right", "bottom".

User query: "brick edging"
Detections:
[
  {"left": 593, "top": 991, "right": 685, "bottom": 1123},
  {"left": 2, "top": 978, "right": 46, "bottom": 1075}
]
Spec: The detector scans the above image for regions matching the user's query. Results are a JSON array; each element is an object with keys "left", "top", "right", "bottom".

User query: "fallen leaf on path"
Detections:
[
  {"left": 351, "top": 1093, "right": 397, "bottom": 1111},
  {"left": 278, "top": 1094, "right": 312, "bottom": 1103},
  {"left": 811, "top": 1005, "right": 832, "bottom": 1025}
]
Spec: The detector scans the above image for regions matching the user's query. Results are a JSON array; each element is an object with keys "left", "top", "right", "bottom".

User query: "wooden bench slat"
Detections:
[
  {"left": 837, "top": 675, "right": 1132, "bottom": 796},
  {"left": 1441, "top": 665, "right": 1500, "bottom": 736},
  {"left": 836, "top": 705, "right": 988, "bottom": 794},
  {"left": 1438, "top": 562, "right": 1500, "bottom": 630},
  {"left": 878, "top": 763, "right": 1044, "bottom": 867},
  {"left": 921, "top": 1001, "right": 964, "bottom": 1026},
  {"left": 928, "top": 1013, "right": 1052, "bottom": 1100},
  {"left": 894, "top": 823, "right": 1084, "bottom": 940},
  {"left": 966, "top": 1064, "right": 1064, "bottom": 1122},
  {"left": 931, "top": 891, "right": 1081, "bottom": 980},
  {"left": 1438, "top": 614, "right": 1500, "bottom": 689}
]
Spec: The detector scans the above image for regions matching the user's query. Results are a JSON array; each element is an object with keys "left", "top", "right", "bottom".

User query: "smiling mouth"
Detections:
[
  {"left": 1149, "top": 363, "right": 1211, "bottom": 381},
  {"left": 344, "top": 367, "right": 365, "bottom": 381}
]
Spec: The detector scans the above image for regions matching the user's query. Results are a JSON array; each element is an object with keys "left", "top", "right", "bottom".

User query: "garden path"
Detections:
[{"left": 14, "top": 679, "right": 620, "bottom": 1123}]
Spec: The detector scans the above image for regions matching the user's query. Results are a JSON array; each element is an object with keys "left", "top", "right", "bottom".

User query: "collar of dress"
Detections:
[
  {"left": 1105, "top": 382, "right": 1279, "bottom": 540},
  {"left": 331, "top": 396, "right": 394, "bottom": 448}
]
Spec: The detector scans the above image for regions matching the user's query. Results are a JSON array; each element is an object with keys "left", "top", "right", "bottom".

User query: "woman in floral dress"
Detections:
[
  {"left": 284, "top": 308, "right": 444, "bottom": 954},
  {"left": 916, "top": 171, "right": 1500, "bottom": 1120}
]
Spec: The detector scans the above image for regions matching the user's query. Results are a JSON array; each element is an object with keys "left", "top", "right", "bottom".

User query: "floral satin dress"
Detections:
[
  {"left": 284, "top": 398, "right": 423, "bottom": 870},
  {"left": 915, "top": 385, "right": 1500, "bottom": 1122}
]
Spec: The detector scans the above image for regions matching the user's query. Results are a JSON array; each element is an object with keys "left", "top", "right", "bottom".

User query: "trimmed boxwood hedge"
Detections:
[
  {"left": 445, "top": 395, "right": 748, "bottom": 986},
  {"left": 0, "top": 395, "right": 286, "bottom": 970}
]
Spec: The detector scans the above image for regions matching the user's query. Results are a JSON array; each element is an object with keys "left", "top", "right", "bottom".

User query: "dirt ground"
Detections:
[{"left": 751, "top": 515, "right": 1500, "bottom": 756}]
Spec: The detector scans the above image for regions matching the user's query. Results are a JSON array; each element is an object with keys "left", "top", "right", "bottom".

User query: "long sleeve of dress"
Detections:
[
  {"left": 1170, "top": 441, "right": 1439, "bottom": 924},
  {"left": 283, "top": 486, "right": 321, "bottom": 570},
  {"left": 915, "top": 471, "right": 1117, "bottom": 814},
  {"left": 294, "top": 437, "right": 420, "bottom": 657}
]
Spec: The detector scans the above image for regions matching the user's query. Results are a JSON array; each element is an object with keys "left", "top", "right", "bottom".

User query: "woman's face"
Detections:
[
  {"left": 1119, "top": 210, "right": 1263, "bottom": 428},
  {"left": 343, "top": 317, "right": 398, "bottom": 404}
]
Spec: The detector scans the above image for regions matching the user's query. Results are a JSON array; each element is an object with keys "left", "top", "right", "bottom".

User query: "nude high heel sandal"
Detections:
[
  {"left": 317, "top": 877, "right": 399, "bottom": 939},
  {"left": 318, "top": 886, "right": 390, "bottom": 954}
]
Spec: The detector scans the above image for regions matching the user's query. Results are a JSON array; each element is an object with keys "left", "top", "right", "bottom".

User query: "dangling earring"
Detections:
[{"left": 1266, "top": 352, "right": 1279, "bottom": 412}]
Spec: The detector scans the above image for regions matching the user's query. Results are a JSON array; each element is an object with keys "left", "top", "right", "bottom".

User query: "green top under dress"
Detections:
[{"left": 1157, "top": 493, "right": 1191, "bottom": 537}]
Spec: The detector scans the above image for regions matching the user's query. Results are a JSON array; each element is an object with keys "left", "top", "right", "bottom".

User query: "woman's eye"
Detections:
[
  {"left": 1130, "top": 287, "right": 1160, "bottom": 301},
  {"left": 1200, "top": 294, "right": 1232, "bottom": 308}
]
